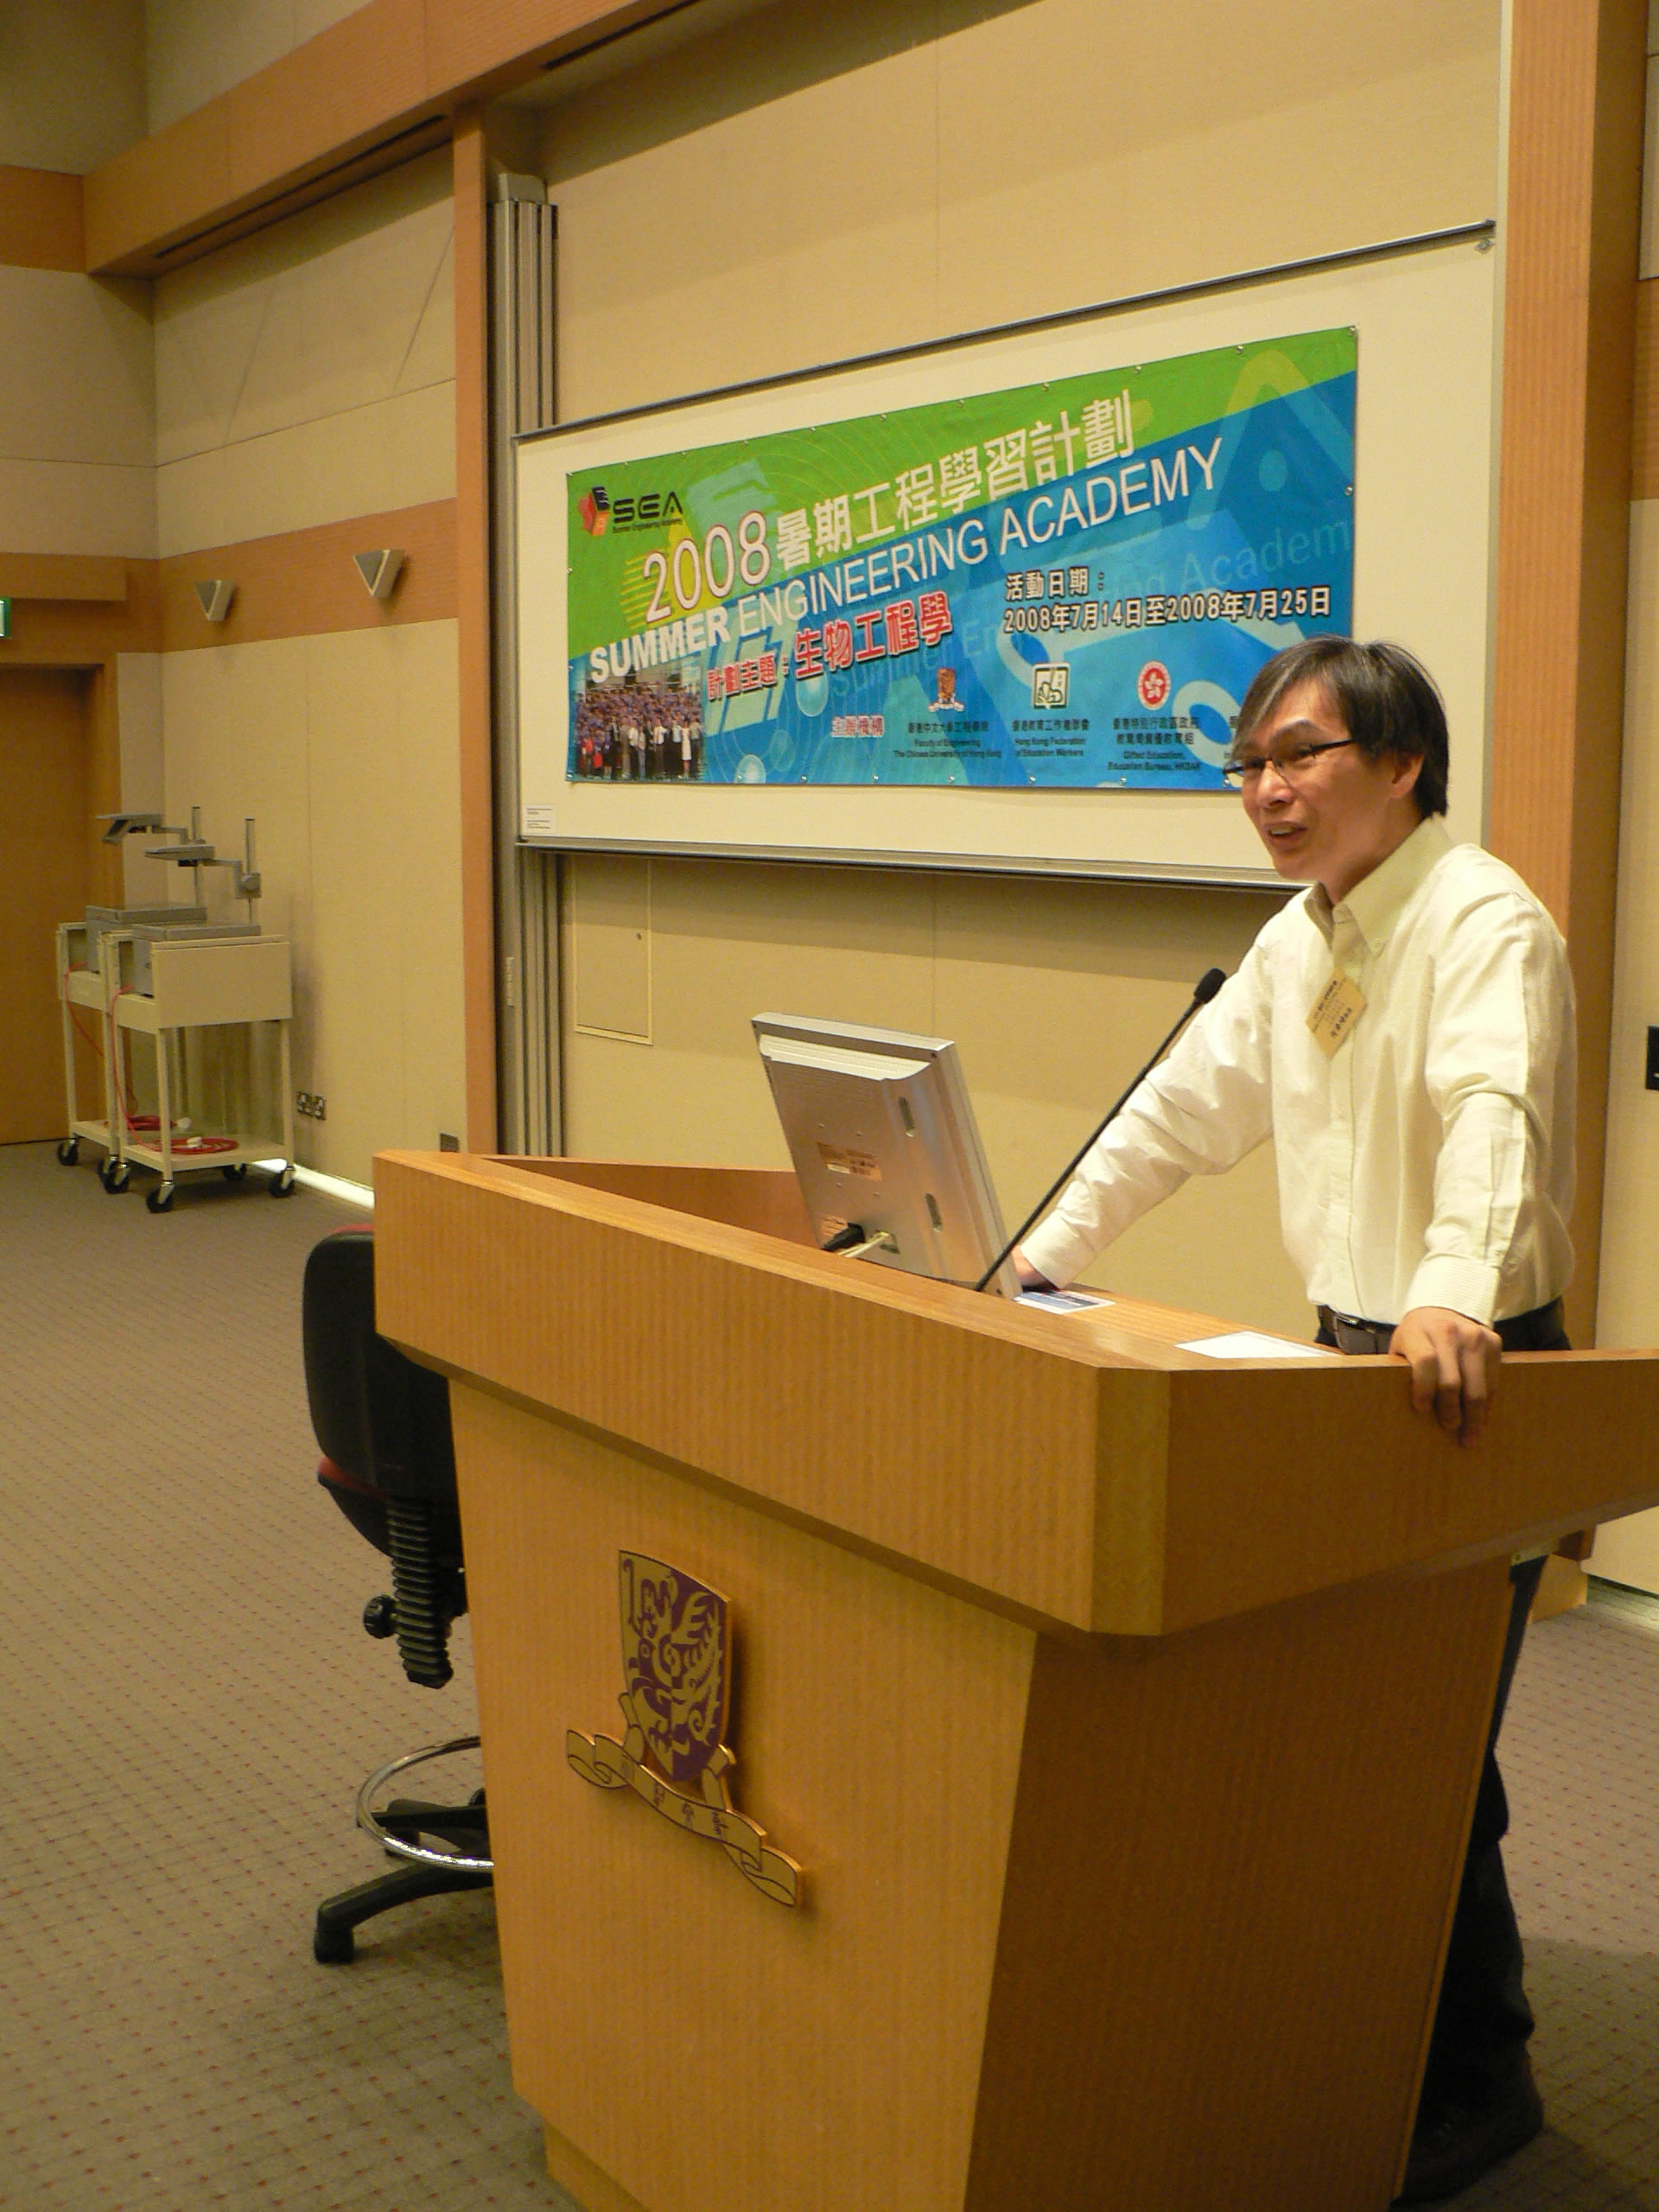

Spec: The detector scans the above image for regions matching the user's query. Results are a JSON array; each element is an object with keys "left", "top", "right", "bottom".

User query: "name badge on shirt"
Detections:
[{"left": 1306, "top": 970, "right": 1366, "bottom": 1058}]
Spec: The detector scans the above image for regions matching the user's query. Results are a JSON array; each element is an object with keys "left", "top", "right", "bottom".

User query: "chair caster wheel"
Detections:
[
  {"left": 102, "top": 1160, "right": 130, "bottom": 1193},
  {"left": 270, "top": 1166, "right": 296, "bottom": 1197},
  {"left": 56, "top": 1139, "right": 79, "bottom": 1166},
  {"left": 313, "top": 1918, "right": 355, "bottom": 1964},
  {"left": 146, "top": 1182, "right": 175, "bottom": 1213},
  {"left": 220, "top": 1162, "right": 249, "bottom": 1182}
]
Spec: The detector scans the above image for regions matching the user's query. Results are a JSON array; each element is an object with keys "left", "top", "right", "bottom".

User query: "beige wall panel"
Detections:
[
  {"left": 160, "top": 639, "right": 312, "bottom": 948},
  {"left": 0, "top": 460, "right": 156, "bottom": 560},
  {"left": 155, "top": 448, "right": 233, "bottom": 557},
  {"left": 153, "top": 150, "right": 454, "bottom": 550},
  {"left": 937, "top": 47, "right": 1499, "bottom": 333},
  {"left": 156, "top": 382, "right": 455, "bottom": 556},
  {"left": 159, "top": 623, "right": 457, "bottom": 1194},
  {"left": 1599, "top": 498, "right": 1659, "bottom": 1351},
  {"left": 931, "top": 874, "right": 1310, "bottom": 1337},
  {"left": 384, "top": 619, "right": 467, "bottom": 1154},
  {"left": 0, "top": 1, "right": 144, "bottom": 173},
  {"left": 154, "top": 149, "right": 452, "bottom": 455},
  {"left": 0, "top": 270, "right": 153, "bottom": 468},
  {"left": 160, "top": 627, "right": 465, "bottom": 1185},
  {"left": 550, "top": 37, "right": 939, "bottom": 416},
  {"left": 144, "top": 0, "right": 369, "bottom": 137},
  {"left": 543, "top": 0, "right": 1498, "bottom": 420},
  {"left": 569, "top": 852, "right": 652, "bottom": 1039},
  {"left": 562, "top": 856, "right": 937, "bottom": 1162},
  {"left": 302, "top": 634, "right": 407, "bottom": 1179},
  {"left": 1588, "top": 1507, "right": 1659, "bottom": 1593},
  {"left": 303, "top": 622, "right": 466, "bottom": 1180},
  {"left": 292, "top": 380, "right": 457, "bottom": 529},
  {"left": 151, "top": 284, "right": 276, "bottom": 466}
]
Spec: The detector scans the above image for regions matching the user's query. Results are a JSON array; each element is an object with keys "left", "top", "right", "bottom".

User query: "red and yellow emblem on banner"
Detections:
[{"left": 567, "top": 1552, "right": 801, "bottom": 1907}]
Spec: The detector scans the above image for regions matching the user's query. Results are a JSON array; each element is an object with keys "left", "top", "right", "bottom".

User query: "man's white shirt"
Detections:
[{"left": 1021, "top": 816, "right": 1576, "bottom": 1326}]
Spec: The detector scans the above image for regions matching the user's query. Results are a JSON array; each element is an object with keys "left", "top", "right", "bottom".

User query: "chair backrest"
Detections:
[
  {"left": 304, "top": 1225, "right": 467, "bottom": 1686},
  {"left": 302, "top": 1225, "right": 462, "bottom": 1559},
  {"left": 303, "top": 1227, "right": 455, "bottom": 1491}
]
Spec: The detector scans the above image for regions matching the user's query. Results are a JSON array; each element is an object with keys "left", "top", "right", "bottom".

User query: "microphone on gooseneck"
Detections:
[{"left": 973, "top": 967, "right": 1228, "bottom": 1294}]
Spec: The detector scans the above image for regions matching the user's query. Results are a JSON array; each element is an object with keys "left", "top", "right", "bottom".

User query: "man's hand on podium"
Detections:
[
  {"left": 1389, "top": 1306, "right": 1503, "bottom": 1451},
  {"left": 1012, "top": 1248, "right": 1058, "bottom": 1294}
]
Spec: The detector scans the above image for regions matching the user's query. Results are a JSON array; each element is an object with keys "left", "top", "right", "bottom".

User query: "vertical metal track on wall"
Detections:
[{"left": 490, "top": 174, "right": 560, "bottom": 1154}]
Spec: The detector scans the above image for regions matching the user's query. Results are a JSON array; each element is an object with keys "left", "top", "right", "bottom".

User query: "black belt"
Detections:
[{"left": 1316, "top": 1298, "right": 1566, "bottom": 1357}]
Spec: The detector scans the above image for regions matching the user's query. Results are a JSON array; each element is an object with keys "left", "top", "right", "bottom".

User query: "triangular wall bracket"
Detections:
[{"left": 353, "top": 549, "right": 405, "bottom": 600}]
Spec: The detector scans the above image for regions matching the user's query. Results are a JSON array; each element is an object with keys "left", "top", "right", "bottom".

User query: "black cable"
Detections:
[{"left": 973, "top": 968, "right": 1226, "bottom": 1294}]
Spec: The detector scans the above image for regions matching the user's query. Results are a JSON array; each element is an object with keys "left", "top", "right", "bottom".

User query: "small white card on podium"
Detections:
[
  {"left": 1179, "top": 1331, "right": 1338, "bottom": 1360},
  {"left": 1018, "top": 1290, "right": 1112, "bottom": 1314}
]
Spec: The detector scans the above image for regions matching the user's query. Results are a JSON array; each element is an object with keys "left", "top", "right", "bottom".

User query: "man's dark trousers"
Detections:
[{"left": 1318, "top": 1303, "right": 1567, "bottom": 2107}]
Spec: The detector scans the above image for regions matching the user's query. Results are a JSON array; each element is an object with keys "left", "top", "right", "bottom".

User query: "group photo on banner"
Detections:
[{"left": 562, "top": 327, "right": 1356, "bottom": 793}]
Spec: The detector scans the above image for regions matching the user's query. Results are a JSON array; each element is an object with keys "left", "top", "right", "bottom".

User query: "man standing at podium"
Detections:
[{"left": 1017, "top": 636, "right": 1574, "bottom": 2205}]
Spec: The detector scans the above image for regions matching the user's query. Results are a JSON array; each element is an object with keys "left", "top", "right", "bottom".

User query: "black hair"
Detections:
[{"left": 1230, "top": 636, "right": 1449, "bottom": 817}]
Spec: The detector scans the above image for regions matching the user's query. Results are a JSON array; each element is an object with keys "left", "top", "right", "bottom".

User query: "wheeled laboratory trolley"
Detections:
[
  {"left": 54, "top": 918, "right": 124, "bottom": 1177},
  {"left": 107, "top": 928, "right": 297, "bottom": 1211}
]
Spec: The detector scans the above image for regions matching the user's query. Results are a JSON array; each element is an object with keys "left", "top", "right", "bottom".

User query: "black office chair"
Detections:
[{"left": 302, "top": 1225, "right": 492, "bottom": 1963}]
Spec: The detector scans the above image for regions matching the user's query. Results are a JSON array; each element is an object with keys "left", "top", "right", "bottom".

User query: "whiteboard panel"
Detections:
[{"left": 515, "top": 232, "right": 1495, "bottom": 883}]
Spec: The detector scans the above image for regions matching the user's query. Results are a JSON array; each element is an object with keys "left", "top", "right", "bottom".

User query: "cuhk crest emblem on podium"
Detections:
[{"left": 567, "top": 1553, "right": 801, "bottom": 1906}]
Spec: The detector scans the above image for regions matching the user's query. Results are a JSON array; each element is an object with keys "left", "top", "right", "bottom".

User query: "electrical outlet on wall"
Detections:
[{"left": 296, "top": 1092, "right": 327, "bottom": 1120}]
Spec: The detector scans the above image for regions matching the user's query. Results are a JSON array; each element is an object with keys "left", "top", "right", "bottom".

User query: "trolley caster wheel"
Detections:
[
  {"left": 269, "top": 1166, "right": 296, "bottom": 1197},
  {"left": 146, "top": 1183, "right": 175, "bottom": 1213},
  {"left": 102, "top": 1160, "right": 130, "bottom": 1193},
  {"left": 313, "top": 1918, "right": 355, "bottom": 1965},
  {"left": 220, "top": 1162, "right": 249, "bottom": 1183},
  {"left": 56, "top": 1139, "right": 79, "bottom": 1166}
]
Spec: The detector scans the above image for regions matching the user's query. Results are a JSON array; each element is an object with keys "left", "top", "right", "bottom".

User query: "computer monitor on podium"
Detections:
[{"left": 753, "top": 1013, "right": 1020, "bottom": 1299}]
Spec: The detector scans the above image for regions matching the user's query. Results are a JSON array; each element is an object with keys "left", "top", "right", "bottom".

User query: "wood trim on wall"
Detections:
[
  {"left": 0, "top": 553, "right": 128, "bottom": 602},
  {"left": 156, "top": 499, "right": 455, "bottom": 652},
  {"left": 0, "top": 568, "right": 162, "bottom": 661},
  {"left": 1, "top": 503, "right": 458, "bottom": 662},
  {"left": 84, "top": 0, "right": 697, "bottom": 276},
  {"left": 1489, "top": 0, "right": 1649, "bottom": 1346},
  {"left": 0, "top": 165, "right": 84, "bottom": 272},
  {"left": 454, "top": 111, "right": 499, "bottom": 1149}
]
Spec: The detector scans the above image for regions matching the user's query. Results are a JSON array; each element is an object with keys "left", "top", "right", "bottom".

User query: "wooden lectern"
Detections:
[{"left": 373, "top": 1152, "right": 1659, "bottom": 2212}]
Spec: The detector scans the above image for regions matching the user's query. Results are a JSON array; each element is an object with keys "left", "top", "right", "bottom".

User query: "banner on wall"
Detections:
[{"left": 561, "top": 327, "right": 1356, "bottom": 791}]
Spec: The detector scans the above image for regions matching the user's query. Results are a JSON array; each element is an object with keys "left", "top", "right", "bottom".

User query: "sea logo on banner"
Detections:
[
  {"left": 577, "top": 486, "right": 609, "bottom": 537},
  {"left": 567, "top": 1552, "right": 802, "bottom": 1906}
]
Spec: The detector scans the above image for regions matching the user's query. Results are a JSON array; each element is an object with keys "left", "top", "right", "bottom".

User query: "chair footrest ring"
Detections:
[{"left": 354, "top": 1734, "right": 492, "bottom": 1873}]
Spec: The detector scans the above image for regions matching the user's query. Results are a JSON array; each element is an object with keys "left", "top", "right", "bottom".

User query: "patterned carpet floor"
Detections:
[{"left": 2, "top": 1135, "right": 1656, "bottom": 2209}]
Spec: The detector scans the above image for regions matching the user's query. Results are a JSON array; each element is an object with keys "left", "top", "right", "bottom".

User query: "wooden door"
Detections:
[{"left": 0, "top": 667, "right": 92, "bottom": 1142}]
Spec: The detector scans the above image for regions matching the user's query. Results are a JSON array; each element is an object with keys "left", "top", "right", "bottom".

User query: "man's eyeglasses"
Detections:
[{"left": 1220, "top": 735, "right": 1359, "bottom": 791}]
